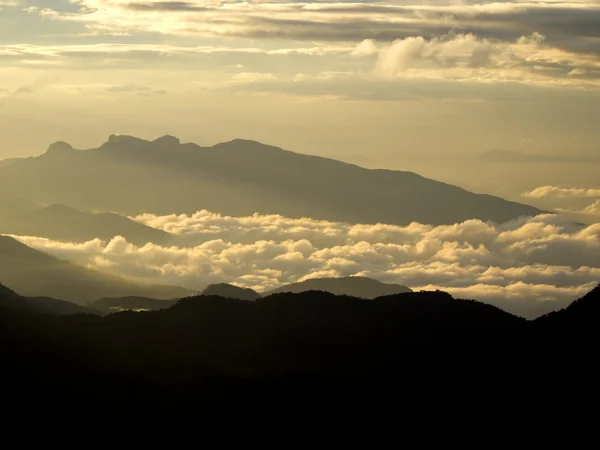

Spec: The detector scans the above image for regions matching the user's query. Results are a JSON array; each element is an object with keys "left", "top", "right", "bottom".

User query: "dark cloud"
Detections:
[{"left": 124, "top": 1, "right": 209, "bottom": 12}]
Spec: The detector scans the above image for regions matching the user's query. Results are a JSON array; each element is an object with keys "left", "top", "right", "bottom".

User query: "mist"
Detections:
[{"left": 7, "top": 210, "right": 598, "bottom": 318}]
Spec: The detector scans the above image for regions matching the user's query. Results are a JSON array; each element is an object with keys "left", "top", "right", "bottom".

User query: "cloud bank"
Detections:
[
  {"left": 523, "top": 186, "right": 600, "bottom": 199},
  {"left": 8, "top": 210, "right": 600, "bottom": 318},
  {"left": 3, "top": 1, "right": 600, "bottom": 90},
  {"left": 522, "top": 185, "right": 600, "bottom": 222}
]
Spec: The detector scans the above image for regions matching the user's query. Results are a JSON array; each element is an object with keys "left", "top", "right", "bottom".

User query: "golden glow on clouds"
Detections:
[{"left": 7, "top": 210, "right": 600, "bottom": 317}]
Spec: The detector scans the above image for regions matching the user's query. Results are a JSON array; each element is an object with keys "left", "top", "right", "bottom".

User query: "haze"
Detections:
[{"left": 1, "top": 1, "right": 599, "bottom": 200}]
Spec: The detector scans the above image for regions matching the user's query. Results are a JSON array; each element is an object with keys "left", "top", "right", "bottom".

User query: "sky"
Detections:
[{"left": 1, "top": 0, "right": 599, "bottom": 168}]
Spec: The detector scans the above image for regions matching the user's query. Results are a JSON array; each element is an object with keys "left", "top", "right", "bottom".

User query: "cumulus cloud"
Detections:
[
  {"left": 377, "top": 32, "right": 551, "bottom": 77},
  {"left": 555, "top": 200, "right": 600, "bottom": 220},
  {"left": 7, "top": 210, "right": 600, "bottom": 318},
  {"left": 523, "top": 185, "right": 600, "bottom": 199}
]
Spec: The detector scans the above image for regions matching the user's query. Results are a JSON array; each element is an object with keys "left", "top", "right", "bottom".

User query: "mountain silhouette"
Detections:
[
  {"left": 0, "top": 235, "right": 194, "bottom": 303},
  {"left": 202, "top": 283, "right": 261, "bottom": 301},
  {"left": 0, "top": 135, "right": 543, "bottom": 225},
  {"left": 531, "top": 283, "right": 600, "bottom": 350},
  {"left": 1, "top": 283, "right": 598, "bottom": 412},
  {"left": 266, "top": 276, "right": 412, "bottom": 298},
  {"left": 0, "top": 202, "right": 170, "bottom": 245}
]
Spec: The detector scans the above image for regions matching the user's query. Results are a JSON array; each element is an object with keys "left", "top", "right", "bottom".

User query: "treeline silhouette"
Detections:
[{"left": 1, "top": 286, "right": 599, "bottom": 413}]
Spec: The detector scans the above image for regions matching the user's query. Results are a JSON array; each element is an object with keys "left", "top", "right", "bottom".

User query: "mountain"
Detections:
[
  {"left": 266, "top": 276, "right": 412, "bottom": 298},
  {"left": 90, "top": 296, "right": 178, "bottom": 313},
  {"left": 0, "top": 235, "right": 194, "bottom": 304},
  {"left": 0, "top": 135, "right": 543, "bottom": 225},
  {"left": 2, "top": 284, "right": 599, "bottom": 412},
  {"left": 202, "top": 283, "right": 261, "bottom": 301},
  {"left": 0, "top": 157, "right": 24, "bottom": 168},
  {"left": 0, "top": 283, "right": 99, "bottom": 315},
  {"left": 0, "top": 202, "right": 170, "bottom": 245}
]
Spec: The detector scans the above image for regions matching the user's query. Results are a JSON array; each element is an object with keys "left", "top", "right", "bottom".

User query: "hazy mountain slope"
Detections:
[
  {"left": 0, "top": 283, "right": 100, "bottom": 315},
  {"left": 0, "top": 157, "right": 25, "bottom": 168},
  {"left": 266, "top": 276, "right": 412, "bottom": 299},
  {"left": 202, "top": 283, "right": 261, "bottom": 301},
  {"left": 0, "top": 135, "right": 543, "bottom": 225},
  {"left": 0, "top": 203, "right": 170, "bottom": 245},
  {"left": 0, "top": 236, "right": 194, "bottom": 304}
]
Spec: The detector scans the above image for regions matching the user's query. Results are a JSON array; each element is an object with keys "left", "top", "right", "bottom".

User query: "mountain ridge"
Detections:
[
  {"left": 0, "top": 202, "right": 170, "bottom": 245},
  {"left": 266, "top": 276, "right": 413, "bottom": 299},
  {"left": 0, "top": 134, "right": 544, "bottom": 225},
  {"left": 0, "top": 235, "right": 194, "bottom": 303}
]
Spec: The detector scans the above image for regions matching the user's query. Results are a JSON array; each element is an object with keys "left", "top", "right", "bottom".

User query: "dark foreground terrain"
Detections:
[{"left": 1, "top": 285, "right": 599, "bottom": 413}]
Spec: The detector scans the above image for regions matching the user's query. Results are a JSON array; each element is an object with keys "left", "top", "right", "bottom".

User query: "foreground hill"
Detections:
[
  {"left": 4, "top": 284, "right": 598, "bottom": 412},
  {"left": 0, "top": 235, "right": 194, "bottom": 303},
  {"left": 266, "top": 276, "right": 412, "bottom": 298},
  {"left": 0, "top": 135, "right": 543, "bottom": 225},
  {"left": 0, "top": 201, "right": 170, "bottom": 245}
]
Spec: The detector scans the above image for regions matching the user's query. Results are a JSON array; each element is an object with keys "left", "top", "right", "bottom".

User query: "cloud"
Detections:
[
  {"left": 351, "top": 39, "right": 379, "bottom": 57},
  {"left": 230, "top": 72, "right": 278, "bottom": 84},
  {"left": 522, "top": 186, "right": 600, "bottom": 199},
  {"left": 7, "top": 1, "right": 595, "bottom": 88},
  {"left": 7, "top": 210, "right": 600, "bottom": 318},
  {"left": 581, "top": 200, "right": 600, "bottom": 215},
  {"left": 377, "top": 32, "right": 546, "bottom": 75},
  {"left": 555, "top": 200, "right": 600, "bottom": 220},
  {"left": 50, "top": 2, "right": 600, "bottom": 49}
]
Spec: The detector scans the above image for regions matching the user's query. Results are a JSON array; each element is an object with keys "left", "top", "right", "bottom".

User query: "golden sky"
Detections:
[
  {"left": 1, "top": 0, "right": 599, "bottom": 158},
  {"left": 1, "top": 0, "right": 600, "bottom": 209}
]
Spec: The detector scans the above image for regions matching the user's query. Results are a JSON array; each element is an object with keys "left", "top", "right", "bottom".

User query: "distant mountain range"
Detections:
[
  {"left": 67, "top": 279, "right": 412, "bottom": 312},
  {"left": 265, "top": 276, "right": 412, "bottom": 298},
  {"left": 0, "top": 235, "right": 194, "bottom": 303},
  {"left": 202, "top": 283, "right": 262, "bottom": 301},
  {"left": 0, "top": 201, "right": 169, "bottom": 245},
  {"left": 0, "top": 283, "right": 98, "bottom": 316},
  {"left": 0, "top": 135, "right": 543, "bottom": 225}
]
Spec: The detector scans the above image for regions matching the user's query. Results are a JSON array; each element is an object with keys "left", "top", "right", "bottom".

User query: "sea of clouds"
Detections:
[{"left": 10, "top": 209, "right": 600, "bottom": 318}]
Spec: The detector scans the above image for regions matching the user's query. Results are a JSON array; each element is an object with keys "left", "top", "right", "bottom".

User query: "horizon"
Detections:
[
  {"left": 2, "top": 0, "right": 600, "bottom": 411},
  {"left": 2, "top": 0, "right": 600, "bottom": 200}
]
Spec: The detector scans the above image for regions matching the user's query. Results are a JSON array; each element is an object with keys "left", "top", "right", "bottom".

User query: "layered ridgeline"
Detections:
[
  {"left": 0, "top": 135, "right": 542, "bottom": 226},
  {"left": 0, "top": 283, "right": 99, "bottom": 316},
  {"left": 0, "top": 200, "right": 170, "bottom": 245},
  {"left": 90, "top": 279, "right": 411, "bottom": 312},
  {"left": 0, "top": 236, "right": 194, "bottom": 303},
  {"left": 266, "top": 276, "right": 412, "bottom": 298}
]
